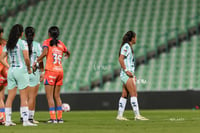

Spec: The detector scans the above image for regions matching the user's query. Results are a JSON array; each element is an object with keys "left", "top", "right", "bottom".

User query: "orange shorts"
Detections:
[
  {"left": 44, "top": 70, "right": 63, "bottom": 86},
  {"left": 0, "top": 67, "right": 8, "bottom": 86}
]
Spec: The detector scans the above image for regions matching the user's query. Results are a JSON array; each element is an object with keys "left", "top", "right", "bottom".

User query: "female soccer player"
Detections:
[
  {"left": 0, "top": 24, "right": 37, "bottom": 126},
  {"left": 20, "top": 27, "right": 44, "bottom": 124},
  {"left": 33, "top": 26, "right": 70, "bottom": 123},
  {"left": 0, "top": 26, "right": 8, "bottom": 125},
  {"left": 116, "top": 31, "right": 148, "bottom": 121}
]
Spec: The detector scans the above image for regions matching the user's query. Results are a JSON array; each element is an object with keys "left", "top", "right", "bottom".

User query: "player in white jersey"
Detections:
[
  {"left": 0, "top": 24, "right": 36, "bottom": 126},
  {"left": 19, "top": 27, "right": 44, "bottom": 124},
  {"left": 116, "top": 31, "right": 148, "bottom": 121}
]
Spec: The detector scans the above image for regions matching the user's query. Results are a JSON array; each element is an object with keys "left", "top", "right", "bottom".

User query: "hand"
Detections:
[
  {"left": 28, "top": 68, "right": 32, "bottom": 74},
  {"left": 40, "top": 72, "right": 44, "bottom": 82},
  {"left": 64, "top": 50, "right": 70, "bottom": 59},
  {"left": 32, "top": 62, "right": 39, "bottom": 73},
  {"left": 126, "top": 71, "right": 133, "bottom": 78}
]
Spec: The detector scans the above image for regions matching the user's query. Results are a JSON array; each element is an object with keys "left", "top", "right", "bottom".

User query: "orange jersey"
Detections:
[
  {"left": 0, "top": 41, "right": 6, "bottom": 72},
  {"left": 43, "top": 38, "right": 67, "bottom": 72}
]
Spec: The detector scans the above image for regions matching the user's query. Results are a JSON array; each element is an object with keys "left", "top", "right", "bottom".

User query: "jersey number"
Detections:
[{"left": 53, "top": 54, "right": 62, "bottom": 64}]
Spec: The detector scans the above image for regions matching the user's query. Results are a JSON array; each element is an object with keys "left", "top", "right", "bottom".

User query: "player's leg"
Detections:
[
  {"left": 0, "top": 86, "right": 5, "bottom": 124},
  {"left": 5, "top": 87, "right": 17, "bottom": 126},
  {"left": 116, "top": 84, "right": 129, "bottom": 121},
  {"left": 0, "top": 68, "right": 8, "bottom": 124},
  {"left": 43, "top": 71, "right": 57, "bottom": 123},
  {"left": 54, "top": 72, "right": 64, "bottom": 123},
  {"left": 54, "top": 85, "right": 63, "bottom": 123},
  {"left": 45, "top": 84, "right": 57, "bottom": 123},
  {"left": 16, "top": 69, "right": 37, "bottom": 126},
  {"left": 19, "top": 86, "right": 37, "bottom": 126},
  {"left": 28, "top": 84, "right": 39, "bottom": 123},
  {"left": 126, "top": 77, "right": 148, "bottom": 120}
]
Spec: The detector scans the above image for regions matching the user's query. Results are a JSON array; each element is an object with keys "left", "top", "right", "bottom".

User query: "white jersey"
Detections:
[
  {"left": 27, "top": 41, "right": 42, "bottom": 66},
  {"left": 3, "top": 38, "right": 28, "bottom": 69},
  {"left": 120, "top": 43, "right": 135, "bottom": 73}
]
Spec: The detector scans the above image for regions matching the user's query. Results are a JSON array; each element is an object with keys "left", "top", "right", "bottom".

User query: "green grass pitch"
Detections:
[{"left": 1, "top": 110, "right": 200, "bottom": 133}]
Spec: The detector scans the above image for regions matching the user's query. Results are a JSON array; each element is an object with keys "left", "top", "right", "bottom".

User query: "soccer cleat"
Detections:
[
  {"left": 29, "top": 119, "right": 39, "bottom": 124},
  {"left": 47, "top": 119, "right": 57, "bottom": 124},
  {"left": 0, "top": 120, "right": 5, "bottom": 125},
  {"left": 134, "top": 115, "right": 149, "bottom": 121},
  {"left": 5, "top": 121, "right": 16, "bottom": 126},
  {"left": 23, "top": 121, "right": 37, "bottom": 126},
  {"left": 57, "top": 119, "right": 64, "bottom": 123},
  {"left": 116, "top": 116, "right": 129, "bottom": 121}
]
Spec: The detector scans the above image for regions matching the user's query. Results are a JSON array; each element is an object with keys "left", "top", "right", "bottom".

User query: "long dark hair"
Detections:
[
  {"left": 25, "top": 27, "right": 35, "bottom": 57},
  {"left": 48, "top": 26, "right": 59, "bottom": 46},
  {"left": 0, "top": 26, "right": 6, "bottom": 45},
  {"left": 6, "top": 24, "right": 23, "bottom": 51},
  {"left": 119, "top": 31, "right": 136, "bottom": 56}
]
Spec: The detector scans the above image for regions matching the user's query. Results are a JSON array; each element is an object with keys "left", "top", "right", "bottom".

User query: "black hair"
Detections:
[
  {"left": 48, "top": 26, "right": 59, "bottom": 46},
  {"left": 6, "top": 24, "right": 23, "bottom": 51},
  {"left": 0, "top": 26, "right": 3, "bottom": 33},
  {"left": 25, "top": 27, "right": 35, "bottom": 57},
  {"left": 0, "top": 26, "right": 6, "bottom": 45},
  {"left": 119, "top": 31, "right": 136, "bottom": 56}
]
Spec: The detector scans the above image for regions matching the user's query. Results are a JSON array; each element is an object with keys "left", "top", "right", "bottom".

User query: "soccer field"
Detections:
[{"left": 1, "top": 110, "right": 200, "bottom": 133}]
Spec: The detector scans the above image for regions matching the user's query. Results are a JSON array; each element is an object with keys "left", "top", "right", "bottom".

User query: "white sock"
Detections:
[
  {"left": 117, "top": 97, "right": 127, "bottom": 117},
  {"left": 130, "top": 97, "right": 140, "bottom": 116},
  {"left": 29, "top": 110, "right": 35, "bottom": 119},
  {"left": 21, "top": 107, "right": 29, "bottom": 122},
  {"left": 5, "top": 107, "right": 12, "bottom": 122},
  {"left": 20, "top": 107, "right": 23, "bottom": 118}
]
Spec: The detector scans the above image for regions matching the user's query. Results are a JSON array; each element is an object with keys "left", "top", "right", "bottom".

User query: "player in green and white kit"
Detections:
[
  {"left": 0, "top": 24, "right": 36, "bottom": 126},
  {"left": 20, "top": 27, "right": 44, "bottom": 124},
  {"left": 116, "top": 31, "right": 148, "bottom": 121}
]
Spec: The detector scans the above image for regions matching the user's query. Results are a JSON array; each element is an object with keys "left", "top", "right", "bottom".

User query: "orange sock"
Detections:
[
  {"left": 49, "top": 111, "right": 56, "bottom": 120},
  {"left": 0, "top": 112, "right": 3, "bottom": 122},
  {"left": 57, "top": 110, "right": 62, "bottom": 120},
  {"left": 56, "top": 106, "right": 62, "bottom": 120}
]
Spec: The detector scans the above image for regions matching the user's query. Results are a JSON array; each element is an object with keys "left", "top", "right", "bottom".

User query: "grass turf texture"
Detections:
[{"left": 1, "top": 110, "right": 200, "bottom": 133}]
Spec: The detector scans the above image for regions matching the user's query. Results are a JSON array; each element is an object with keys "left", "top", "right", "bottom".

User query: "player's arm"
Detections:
[
  {"left": 0, "top": 51, "right": 9, "bottom": 68},
  {"left": 64, "top": 50, "right": 70, "bottom": 58},
  {"left": 23, "top": 50, "right": 32, "bottom": 74},
  {"left": 39, "top": 61, "right": 44, "bottom": 82},
  {"left": 119, "top": 54, "right": 133, "bottom": 77},
  {"left": 36, "top": 47, "right": 48, "bottom": 63}
]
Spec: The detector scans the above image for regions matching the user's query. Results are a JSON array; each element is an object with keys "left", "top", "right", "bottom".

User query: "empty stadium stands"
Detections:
[{"left": 0, "top": 0, "right": 199, "bottom": 93}]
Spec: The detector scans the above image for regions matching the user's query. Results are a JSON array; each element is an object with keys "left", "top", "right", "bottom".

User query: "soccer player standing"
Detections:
[
  {"left": 33, "top": 26, "right": 70, "bottom": 123},
  {"left": 19, "top": 27, "right": 44, "bottom": 124},
  {"left": 117, "top": 31, "right": 148, "bottom": 121},
  {"left": 0, "top": 26, "right": 8, "bottom": 125},
  {"left": 0, "top": 24, "right": 37, "bottom": 126}
]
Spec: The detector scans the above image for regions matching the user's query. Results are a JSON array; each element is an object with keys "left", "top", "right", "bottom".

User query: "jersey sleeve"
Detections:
[
  {"left": 21, "top": 40, "right": 28, "bottom": 50},
  {"left": 42, "top": 40, "right": 49, "bottom": 49},
  {"left": 120, "top": 44, "right": 130, "bottom": 57}
]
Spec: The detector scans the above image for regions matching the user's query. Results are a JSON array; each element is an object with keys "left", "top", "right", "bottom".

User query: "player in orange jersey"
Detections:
[
  {"left": 33, "top": 26, "right": 70, "bottom": 123},
  {"left": 0, "top": 26, "right": 8, "bottom": 125}
]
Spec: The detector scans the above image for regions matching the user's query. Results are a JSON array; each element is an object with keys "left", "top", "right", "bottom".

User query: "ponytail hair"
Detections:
[
  {"left": 48, "top": 26, "right": 59, "bottom": 46},
  {"left": 119, "top": 31, "right": 136, "bottom": 56},
  {"left": 25, "top": 27, "right": 35, "bottom": 57},
  {"left": 6, "top": 24, "right": 23, "bottom": 51}
]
